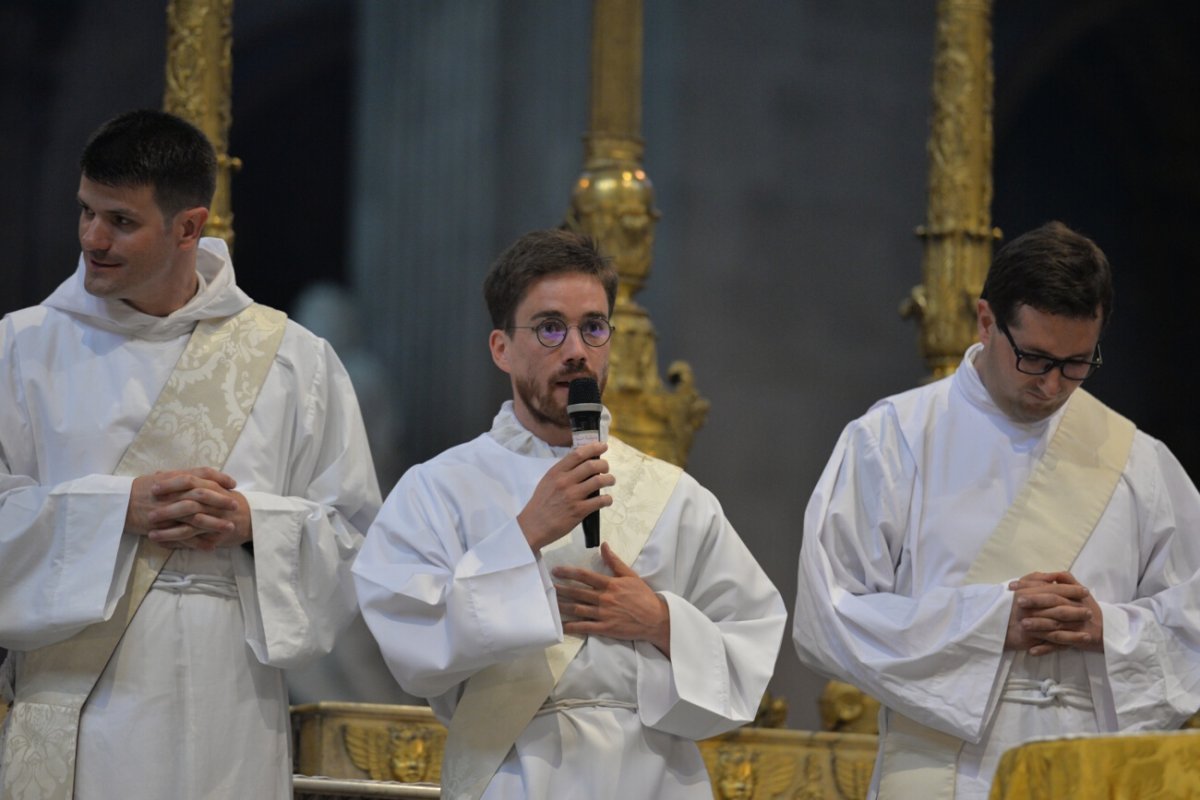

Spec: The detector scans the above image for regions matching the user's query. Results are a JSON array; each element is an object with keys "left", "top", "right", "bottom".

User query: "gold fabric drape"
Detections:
[{"left": 990, "top": 731, "right": 1200, "bottom": 799}]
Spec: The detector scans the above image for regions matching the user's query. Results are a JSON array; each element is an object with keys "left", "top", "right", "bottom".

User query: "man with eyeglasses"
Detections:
[
  {"left": 794, "top": 221, "right": 1200, "bottom": 799},
  {"left": 354, "top": 228, "right": 785, "bottom": 799}
]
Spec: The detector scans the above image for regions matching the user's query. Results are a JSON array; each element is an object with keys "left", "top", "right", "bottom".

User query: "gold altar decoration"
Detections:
[
  {"left": 292, "top": 702, "right": 877, "bottom": 800},
  {"left": 566, "top": 0, "right": 709, "bottom": 467},
  {"left": 163, "top": 0, "right": 240, "bottom": 248},
  {"left": 989, "top": 730, "right": 1200, "bottom": 799},
  {"left": 818, "top": 681, "right": 881, "bottom": 736},
  {"left": 293, "top": 703, "right": 447, "bottom": 786},
  {"left": 900, "top": 0, "right": 1001, "bottom": 380}
]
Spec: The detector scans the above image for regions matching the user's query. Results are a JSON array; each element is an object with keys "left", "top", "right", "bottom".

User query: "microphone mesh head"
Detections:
[{"left": 568, "top": 377, "right": 600, "bottom": 405}]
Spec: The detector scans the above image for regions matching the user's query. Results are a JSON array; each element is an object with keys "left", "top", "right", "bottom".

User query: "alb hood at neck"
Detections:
[{"left": 42, "top": 237, "right": 253, "bottom": 341}]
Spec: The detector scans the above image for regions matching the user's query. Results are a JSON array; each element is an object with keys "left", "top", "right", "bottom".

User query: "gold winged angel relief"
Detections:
[{"left": 342, "top": 723, "right": 443, "bottom": 784}]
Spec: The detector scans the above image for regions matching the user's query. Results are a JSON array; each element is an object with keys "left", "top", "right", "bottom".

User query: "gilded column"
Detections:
[
  {"left": 163, "top": 0, "right": 239, "bottom": 248},
  {"left": 901, "top": 0, "right": 1000, "bottom": 379},
  {"left": 567, "top": 0, "right": 708, "bottom": 467}
]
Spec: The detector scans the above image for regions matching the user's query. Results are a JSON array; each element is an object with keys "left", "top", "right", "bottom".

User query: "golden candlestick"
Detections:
[
  {"left": 901, "top": 0, "right": 1001, "bottom": 379},
  {"left": 567, "top": 0, "right": 708, "bottom": 467},
  {"left": 163, "top": 0, "right": 240, "bottom": 248}
]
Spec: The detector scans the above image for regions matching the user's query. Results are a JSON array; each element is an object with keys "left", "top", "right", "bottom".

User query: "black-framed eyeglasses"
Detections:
[
  {"left": 509, "top": 317, "right": 614, "bottom": 348},
  {"left": 996, "top": 321, "right": 1102, "bottom": 381}
]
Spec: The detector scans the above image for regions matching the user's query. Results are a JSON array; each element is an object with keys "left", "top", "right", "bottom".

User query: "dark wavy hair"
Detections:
[{"left": 981, "top": 221, "right": 1113, "bottom": 331}]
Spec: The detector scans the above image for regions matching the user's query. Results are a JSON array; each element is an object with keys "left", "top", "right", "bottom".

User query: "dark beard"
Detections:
[
  {"left": 514, "top": 365, "right": 603, "bottom": 431},
  {"left": 514, "top": 373, "right": 570, "bottom": 429}
]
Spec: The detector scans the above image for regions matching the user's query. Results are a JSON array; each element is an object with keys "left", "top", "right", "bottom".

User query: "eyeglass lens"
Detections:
[{"left": 536, "top": 318, "right": 611, "bottom": 347}]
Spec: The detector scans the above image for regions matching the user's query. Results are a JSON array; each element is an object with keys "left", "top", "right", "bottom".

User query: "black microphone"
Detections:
[{"left": 567, "top": 377, "right": 603, "bottom": 548}]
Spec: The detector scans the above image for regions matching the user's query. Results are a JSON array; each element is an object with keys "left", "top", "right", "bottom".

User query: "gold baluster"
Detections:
[
  {"left": 901, "top": 0, "right": 1001, "bottom": 379},
  {"left": 163, "top": 0, "right": 240, "bottom": 249},
  {"left": 567, "top": 0, "right": 709, "bottom": 467}
]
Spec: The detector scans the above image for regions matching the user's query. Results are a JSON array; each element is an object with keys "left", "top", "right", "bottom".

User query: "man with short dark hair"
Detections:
[
  {"left": 794, "top": 221, "right": 1200, "bottom": 799},
  {"left": 0, "top": 110, "right": 379, "bottom": 799},
  {"left": 354, "top": 228, "right": 785, "bottom": 800}
]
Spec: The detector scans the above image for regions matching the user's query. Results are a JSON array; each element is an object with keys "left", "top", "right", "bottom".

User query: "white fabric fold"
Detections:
[
  {"left": 355, "top": 402, "right": 786, "bottom": 799},
  {"left": 0, "top": 238, "right": 381, "bottom": 800},
  {"left": 794, "top": 344, "right": 1200, "bottom": 800}
]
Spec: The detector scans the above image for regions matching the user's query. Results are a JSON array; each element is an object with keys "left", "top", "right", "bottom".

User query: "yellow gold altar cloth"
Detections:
[{"left": 989, "top": 730, "right": 1200, "bottom": 799}]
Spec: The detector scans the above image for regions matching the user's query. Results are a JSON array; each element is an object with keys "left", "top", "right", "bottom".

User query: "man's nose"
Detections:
[
  {"left": 1039, "top": 367, "right": 1065, "bottom": 394},
  {"left": 560, "top": 326, "right": 590, "bottom": 357},
  {"left": 80, "top": 217, "right": 110, "bottom": 251}
]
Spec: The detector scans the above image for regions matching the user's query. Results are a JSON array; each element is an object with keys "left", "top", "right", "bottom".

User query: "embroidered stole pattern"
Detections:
[
  {"left": 0, "top": 305, "right": 287, "bottom": 800},
  {"left": 439, "top": 437, "right": 682, "bottom": 800}
]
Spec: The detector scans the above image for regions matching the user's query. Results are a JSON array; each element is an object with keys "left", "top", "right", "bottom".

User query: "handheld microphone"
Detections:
[{"left": 567, "top": 377, "right": 603, "bottom": 548}]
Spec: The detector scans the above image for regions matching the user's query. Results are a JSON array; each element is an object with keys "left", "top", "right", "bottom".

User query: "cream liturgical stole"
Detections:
[
  {"left": 876, "top": 390, "right": 1135, "bottom": 800},
  {"left": 0, "top": 304, "right": 287, "bottom": 800},
  {"left": 440, "top": 436, "right": 682, "bottom": 800}
]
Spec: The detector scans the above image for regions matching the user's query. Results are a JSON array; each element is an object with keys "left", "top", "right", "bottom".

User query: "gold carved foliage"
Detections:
[
  {"left": 927, "top": 0, "right": 994, "bottom": 231},
  {"left": 342, "top": 723, "right": 443, "bottom": 784},
  {"left": 163, "top": 0, "right": 234, "bottom": 146},
  {"left": 907, "top": 0, "right": 997, "bottom": 379},
  {"left": 163, "top": 0, "right": 238, "bottom": 247}
]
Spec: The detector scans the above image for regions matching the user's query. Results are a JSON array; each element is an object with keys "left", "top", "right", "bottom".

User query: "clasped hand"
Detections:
[
  {"left": 553, "top": 542, "right": 671, "bottom": 657},
  {"left": 125, "top": 467, "right": 252, "bottom": 551},
  {"left": 1005, "top": 571, "right": 1103, "bottom": 656}
]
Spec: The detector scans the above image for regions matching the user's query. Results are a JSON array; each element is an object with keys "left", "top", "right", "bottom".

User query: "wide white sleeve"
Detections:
[
  {"left": 634, "top": 479, "right": 786, "bottom": 740},
  {"left": 793, "top": 413, "right": 1013, "bottom": 742},
  {"left": 353, "top": 465, "right": 563, "bottom": 700},
  {"left": 234, "top": 337, "right": 381, "bottom": 670},
  {"left": 0, "top": 320, "right": 137, "bottom": 650},
  {"left": 0, "top": 474, "right": 138, "bottom": 651},
  {"left": 1094, "top": 437, "right": 1200, "bottom": 730}
]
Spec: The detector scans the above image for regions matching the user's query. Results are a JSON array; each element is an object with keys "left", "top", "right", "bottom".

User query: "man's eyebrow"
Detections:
[
  {"left": 77, "top": 196, "right": 139, "bottom": 218},
  {"left": 1023, "top": 343, "right": 1097, "bottom": 360},
  {"left": 527, "top": 310, "right": 608, "bottom": 321}
]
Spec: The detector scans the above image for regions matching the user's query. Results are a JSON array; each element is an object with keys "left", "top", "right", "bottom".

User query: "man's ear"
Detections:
[
  {"left": 977, "top": 298, "right": 995, "bottom": 344},
  {"left": 489, "top": 329, "right": 512, "bottom": 374},
  {"left": 175, "top": 206, "right": 210, "bottom": 248}
]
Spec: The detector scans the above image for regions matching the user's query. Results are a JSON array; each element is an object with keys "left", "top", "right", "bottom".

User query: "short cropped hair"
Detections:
[
  {"left": 981, "top": 221, "right": 1114, "bottom": 330},
  {"left": 483, "top": 229, "right": 618, "bottom": 330},
  {"left": 80, "top": 109, "right": 217, "bottom": 219}
]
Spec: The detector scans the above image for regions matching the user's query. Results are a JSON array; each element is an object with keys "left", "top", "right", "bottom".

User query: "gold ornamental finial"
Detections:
[
  {"left": 901, "top": 0, "right": 1001, "bottom": 379},
  {"left": 163, "top": 0, "right": 240, "bottom": 249},
  {"left": 567, "top": 0, "right": 709, "bottom": 467}
]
